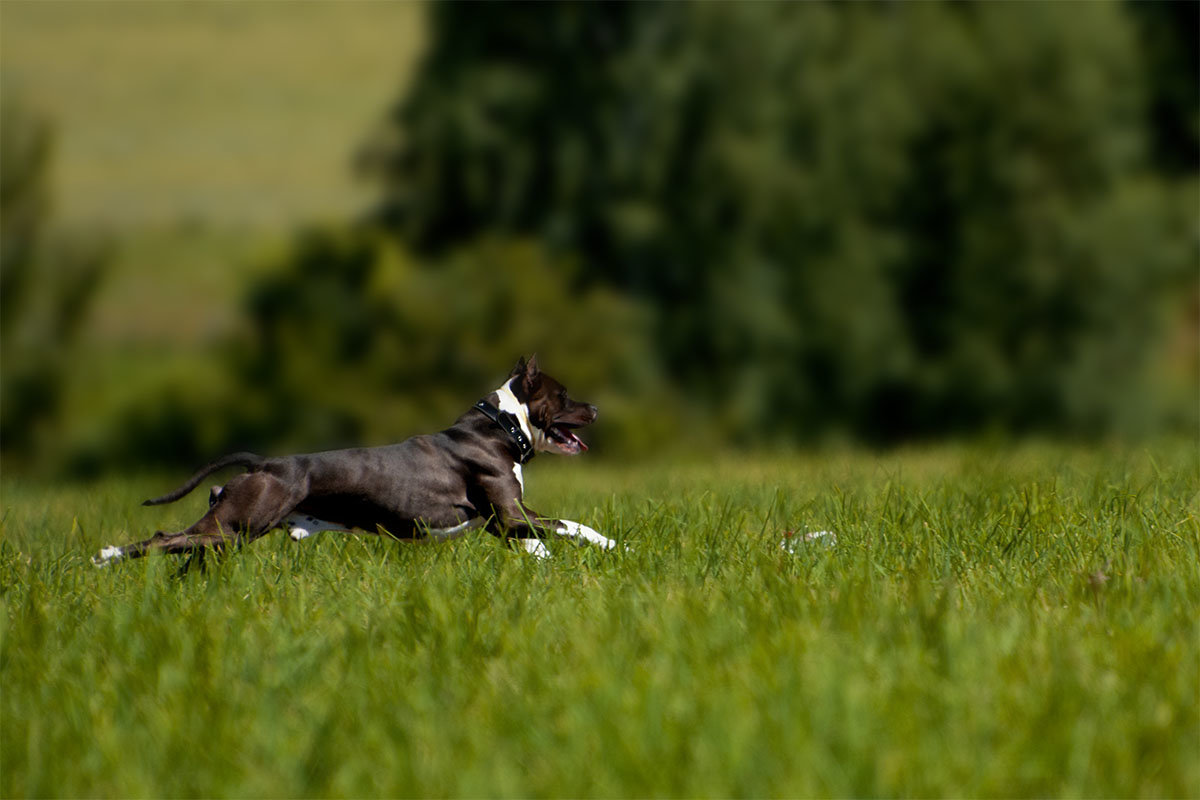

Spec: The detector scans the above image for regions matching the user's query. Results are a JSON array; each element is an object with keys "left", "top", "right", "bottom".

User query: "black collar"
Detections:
[{"left": 473, "top": 400, "right": 536, "bottom": 464}]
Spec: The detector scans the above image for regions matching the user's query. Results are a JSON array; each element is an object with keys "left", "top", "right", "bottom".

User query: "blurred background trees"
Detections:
[
  {"left": 1, "top": 96, "right": 107, "bottom": 467},
  {"left": 1, "top": 1, "right": 1194, "bottom": 472},
  {"left": 227, "top": 230, "right": 659, "bottom": 456},
  {"left": 364, "top": 1, "right": 1195, "bottom": 443}
]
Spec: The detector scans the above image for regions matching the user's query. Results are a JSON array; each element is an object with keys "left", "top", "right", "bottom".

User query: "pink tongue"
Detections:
[{"left": 566, "top": 430, "right": 587, "bottom": 451}]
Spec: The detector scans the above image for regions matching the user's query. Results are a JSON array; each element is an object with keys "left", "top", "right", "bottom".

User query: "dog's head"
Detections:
[{"left": 507, "top": 356, "right": 597, "bottom": 455}]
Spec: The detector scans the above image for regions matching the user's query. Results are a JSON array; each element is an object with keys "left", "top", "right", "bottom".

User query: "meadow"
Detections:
[
  {"left": 0, "top": 1, "right": 424, "bottom": 230},
  {"left": 2, "top": 442, "right": 1197, "bottom": 797},
  {"left": 4, "top": 7, "right": 1196, "bottom": 796}
]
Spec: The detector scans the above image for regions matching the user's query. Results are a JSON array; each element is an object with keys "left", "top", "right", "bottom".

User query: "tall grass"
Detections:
[{"left": 2, "top": 443, "right": 1197, "bottom": 797}]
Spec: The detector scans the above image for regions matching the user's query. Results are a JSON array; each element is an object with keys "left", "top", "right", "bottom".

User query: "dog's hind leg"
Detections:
[{"left": 94, "top": 471, "right": 304, "bottom": 566}]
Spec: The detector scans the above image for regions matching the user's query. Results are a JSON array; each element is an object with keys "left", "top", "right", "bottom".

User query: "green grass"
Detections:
[{"left": 2, "top": 443, "right": 1197, "bottom": 797}]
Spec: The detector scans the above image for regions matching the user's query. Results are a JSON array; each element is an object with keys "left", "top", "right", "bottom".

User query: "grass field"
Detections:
[
  {"left": 2, "top": 443, "right": 1197, "bottom": 797},
  {"left": 1, "top": 1, "right": 424, "bottom": 229}
]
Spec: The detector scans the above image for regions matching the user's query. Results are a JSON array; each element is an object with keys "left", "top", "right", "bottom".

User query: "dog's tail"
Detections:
[{"left": 142, "top": 452, "right": 264, "bottom": 506}]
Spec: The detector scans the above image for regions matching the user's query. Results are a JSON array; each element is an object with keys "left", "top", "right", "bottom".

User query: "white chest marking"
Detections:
[{"left": 512, "top": 462, "right": 524, "bottom": 496}]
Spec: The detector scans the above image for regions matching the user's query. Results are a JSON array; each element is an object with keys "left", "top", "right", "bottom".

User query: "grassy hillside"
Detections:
[
  {"left": 2, "top": 1, "right": 426, "bottom": 351},
  {"left": 1, "top": 1, "right": 424, "bottom": 229},
  {"left": 3, "top": 444, "right": 1197, "bottom": 797}
]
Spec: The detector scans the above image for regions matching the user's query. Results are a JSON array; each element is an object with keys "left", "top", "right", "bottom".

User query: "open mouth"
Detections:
[{"left": 547, "top": 424, "right": 588, "bottom": 455}]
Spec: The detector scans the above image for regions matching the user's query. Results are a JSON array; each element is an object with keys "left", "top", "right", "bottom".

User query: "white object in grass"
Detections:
[{"left": 781, "top": 530, "right": 837, "bottom": 553}]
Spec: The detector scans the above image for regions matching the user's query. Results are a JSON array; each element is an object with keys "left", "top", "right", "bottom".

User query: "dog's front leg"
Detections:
[
  {"left": 478, "top": 476, "right": 613, "bottom": 557},
  {"left": 475, "top": 476, "right": 551, "bottom": 559},
  {"left": 505, "top": 504, "right": 616, "bottom": 553},
  {"left": 487, "top": 508, "right": 554, "bottom": 560},
  {"left": 552, "top": 519, "right": 617, "bottom": 550},
  {"left": 516, "top": 538, "right": 551, "bottom": 560}
]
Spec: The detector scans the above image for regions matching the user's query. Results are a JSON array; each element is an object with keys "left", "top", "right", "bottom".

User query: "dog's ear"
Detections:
[
  {"left": 509, "top": 355, "right": 540, "bottom": 394},
  {"left": 510, "top": 355, "right": 540, "bottom": 379}
]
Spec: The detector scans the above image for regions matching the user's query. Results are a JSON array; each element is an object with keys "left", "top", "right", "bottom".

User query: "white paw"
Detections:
[
  {"left": 519, "top": 539, "right": 551, "bottom": 560},
  {"left": 289, "top": 527, "right": 311, "bottom": 541},
  {"left": 557, "top": 520, "right": 615, "bottom": 549}
]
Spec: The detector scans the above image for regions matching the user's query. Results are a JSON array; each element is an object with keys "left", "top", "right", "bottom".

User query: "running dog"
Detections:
[{"left": 93, "top": 357, "right": 614, "bottom": 566}]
